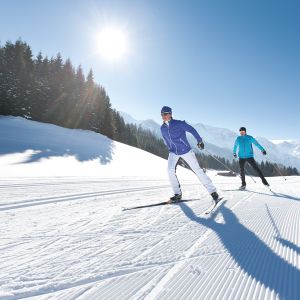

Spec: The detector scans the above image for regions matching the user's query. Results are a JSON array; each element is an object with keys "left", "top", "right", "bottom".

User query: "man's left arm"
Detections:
[
  {"left": 181, "top": 121, "right": 202, "bottom": 143},
  {"left": 251, "top": 136, "right": 266, "bottom": 154}
]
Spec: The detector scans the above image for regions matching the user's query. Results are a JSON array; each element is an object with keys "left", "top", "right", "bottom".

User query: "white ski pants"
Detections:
[{"left": 168, "top": 150, "right": 217, "bottom": 195}]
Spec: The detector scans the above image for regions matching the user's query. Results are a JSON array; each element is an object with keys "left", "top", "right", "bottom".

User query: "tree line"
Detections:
[
  {"left": 0, "top": 39, "right": 298, "bottom": 177},
  {"left": 0, "top": 39, "right": 168, "bottom": 159},
  {"left": 193, "top": 152, "right": 299, "bottom": 177}
]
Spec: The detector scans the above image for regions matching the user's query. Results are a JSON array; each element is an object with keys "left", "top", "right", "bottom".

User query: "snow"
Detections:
[{"left": 0, "top": 116, "right": 300, "bottom": 300}]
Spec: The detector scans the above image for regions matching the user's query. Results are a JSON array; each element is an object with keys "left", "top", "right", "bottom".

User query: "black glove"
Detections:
[
  {"left": 197, "top": 142, "right": 204, "bottom": 150},
  {"left": 233, "top": 153, "right": 237, "bottom": 158},
  {"left": 262, "top": 150, "right": 267, "bottom": 155}
]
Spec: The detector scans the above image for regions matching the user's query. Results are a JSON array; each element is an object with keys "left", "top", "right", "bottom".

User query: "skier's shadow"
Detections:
[
  {"left": 275, "top": 237, "right": 300, "bottom": 254},
  {"left": 270, "top": 192, "right": 300, "bottom": 202},
  {"left": 179, "top": 202, "right": 300, "bottom": 300},
  {"left": 223, "top": 189, "right": 300, "bottom": 202},
  {"left": 266, "top": 204, "right": 300, "bottom": 255}
]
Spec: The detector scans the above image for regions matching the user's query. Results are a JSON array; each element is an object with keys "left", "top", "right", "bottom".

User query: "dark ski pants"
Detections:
[{"left": 239, "top": 157, "right": 269, "bottom": 186}]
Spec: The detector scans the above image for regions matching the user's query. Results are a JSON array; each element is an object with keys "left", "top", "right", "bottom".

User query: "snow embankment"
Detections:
[{"left": 0, "top": 116, "right": 192, "bottom": 179}]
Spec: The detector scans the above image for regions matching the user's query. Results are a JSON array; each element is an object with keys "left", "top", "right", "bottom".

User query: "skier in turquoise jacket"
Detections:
[{"left": 233, "top": 127, "right": 269, "bottom": 189}]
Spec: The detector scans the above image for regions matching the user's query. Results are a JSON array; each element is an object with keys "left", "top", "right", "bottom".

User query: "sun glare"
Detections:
[{"left": 96, "top": 27, "right": 128, "bottom": 61}]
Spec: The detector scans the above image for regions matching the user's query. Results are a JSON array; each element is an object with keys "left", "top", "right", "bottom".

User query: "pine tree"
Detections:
[{"left": 61, "top": 58, "right": 76, "bottom": 128}]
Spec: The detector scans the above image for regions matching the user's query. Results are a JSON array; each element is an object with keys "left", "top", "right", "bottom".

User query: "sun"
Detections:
[{"left": 96, "top": 27, "right": 128, "bottom": 61}]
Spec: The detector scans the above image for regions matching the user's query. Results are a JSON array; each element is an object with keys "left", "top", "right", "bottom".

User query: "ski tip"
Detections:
[
  {"left": 122, "top": 206, "right": 131, "bottom": 211},
  {"left": 204, "top": 197, "right": 226, "bottom": 215}
]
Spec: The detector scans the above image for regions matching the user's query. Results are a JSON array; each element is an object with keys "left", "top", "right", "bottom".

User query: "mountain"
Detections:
[
  {"left": 272, "top": 139, "right": 300, "bottom": 159},
  {"left": 120, "top": 112, "right": 300, "bottom": 171},
  {"left": 120, "top": 111, "right": 162, "bottom": 136}
]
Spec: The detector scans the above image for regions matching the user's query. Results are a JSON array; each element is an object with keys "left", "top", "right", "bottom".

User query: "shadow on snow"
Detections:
[
  {"left": 0, "top": 128, "right": 114, "bottom": 165},
  {"left": 179, "top": 201, "right": 300, "bottom": 300},
  {"left": 223, "top": 189, "right": 300, "bottom": 202},
  {"left": 266, "top": 204, "right": 300, "bottom": 255}
]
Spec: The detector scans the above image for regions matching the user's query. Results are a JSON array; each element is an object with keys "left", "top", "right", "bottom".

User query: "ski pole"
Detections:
[
  {"left": 204, "top": 149, "right": 257, "bottom": 183},
  {"left": 179, "top": 157, "right": 192, "bottom": 171},
  {"left": 273, "top": 162, "right": 287, "bottom": 181},
  {"left": 203, "top": 149, "right": 238, "bottom": 175},
  {"left": 244, "top": 164, "right": 257, "bottom": 183}
]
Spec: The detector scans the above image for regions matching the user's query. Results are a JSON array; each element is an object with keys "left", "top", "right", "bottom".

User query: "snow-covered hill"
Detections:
[
  {"left": 0, "top": 116, "right": 300, "bottom": 300},
  {"left": 120, "top": 112, "right": 300, "bottom": 171},
  {"left": 0, "top": 116, "right": 191, "bottom": 179}
]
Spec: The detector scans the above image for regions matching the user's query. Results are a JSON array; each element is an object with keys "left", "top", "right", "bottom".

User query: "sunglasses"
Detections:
[{"left": 161, "top": 112, "right": 171, "bottom": 116}]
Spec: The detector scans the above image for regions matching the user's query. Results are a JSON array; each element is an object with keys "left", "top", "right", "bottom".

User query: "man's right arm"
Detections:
[
  {"left": 161, "top": 127, "right": 170, "bottom": 150},
  {"left": 233, "top": 138, "right": 238, "bottom": 157}
]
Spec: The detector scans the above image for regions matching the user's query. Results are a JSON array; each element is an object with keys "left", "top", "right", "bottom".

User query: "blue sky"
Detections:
[{"left": 1, "top": 0, "right": 299, "bottom": 139}]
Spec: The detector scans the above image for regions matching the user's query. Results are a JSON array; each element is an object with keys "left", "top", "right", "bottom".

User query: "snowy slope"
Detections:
[
  {"left": 120, "top": 112, "right": 300, "bottom": 171},
  {"left": 0, "top": 116, "right": 300, "bottom": 300},
  {"left": 0, "top": 116, "right": 191, "bottom": 179}
]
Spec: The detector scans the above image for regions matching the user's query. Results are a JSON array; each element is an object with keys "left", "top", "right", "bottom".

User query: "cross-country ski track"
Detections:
[{"left": 0, "top": 176, "right": 299, "bottom": 300}]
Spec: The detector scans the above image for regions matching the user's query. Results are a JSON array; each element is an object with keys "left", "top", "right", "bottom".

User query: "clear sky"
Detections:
[{"left": 1, "top": 0, "right": 299, "bottom": 139}]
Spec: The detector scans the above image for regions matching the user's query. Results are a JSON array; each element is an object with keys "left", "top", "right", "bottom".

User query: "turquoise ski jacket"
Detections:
[{"left": 233, "top": 135, "right": 265, "bottom": 158}]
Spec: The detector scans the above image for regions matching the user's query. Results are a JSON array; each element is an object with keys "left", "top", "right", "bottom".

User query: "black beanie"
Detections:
[{"left": 239, "top": 127, "right": 246, "bottom": 132}]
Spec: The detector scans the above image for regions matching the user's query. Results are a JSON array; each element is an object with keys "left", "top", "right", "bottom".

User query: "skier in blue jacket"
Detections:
[
  {"left": 233, "top": 127, "right": 269, "bottom": 190},
  {"left": 160, "top": 106, "right": 219, "bottom": 203}
]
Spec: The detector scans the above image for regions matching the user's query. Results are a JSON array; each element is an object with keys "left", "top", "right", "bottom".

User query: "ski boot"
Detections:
[
  {"left": 239, "top": 185, "right": 246, "bottom": 191},
  {"left": 168, "top": 194, "right": 182, "bottom": 203},
  {"left": 211, "top": 191, "right": 220, "bottom": 205}
]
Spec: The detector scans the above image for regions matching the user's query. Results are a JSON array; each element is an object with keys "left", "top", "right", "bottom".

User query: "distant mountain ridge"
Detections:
[{"left": 120, "top": 111, "right": 300, "bottom": 171}]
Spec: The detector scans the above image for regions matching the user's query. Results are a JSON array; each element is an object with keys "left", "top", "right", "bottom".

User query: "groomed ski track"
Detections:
[{"left": 0, "top": 175, "right": 299, "bottom": 300}]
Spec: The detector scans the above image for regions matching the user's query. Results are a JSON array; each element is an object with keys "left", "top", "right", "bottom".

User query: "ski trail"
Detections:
[
  {"left": 144, "top": 229, "right": 215, "bottom": 300},
  {"left": 144, "top": 192, "right": 255, "bottom": 299},
  {"left": 145, "top": 188, "right": 300, "bottom": 300},
  {"left": 2, "top": 176, "right": 300, "bottom": 300},
  {"left": 0, "top": 185, "right": 171, "bottom": 211}
]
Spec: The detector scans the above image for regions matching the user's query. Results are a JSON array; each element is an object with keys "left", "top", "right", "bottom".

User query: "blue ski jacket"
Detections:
[
  {"left": 160, "top": 119, "right": 202, "bottom": 155},
  {"left": 233, "top": 135, "right": 265, "bottom": 158}
]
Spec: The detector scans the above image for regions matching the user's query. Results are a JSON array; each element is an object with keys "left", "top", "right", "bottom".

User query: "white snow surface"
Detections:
[{"left": 1, "top": 116, "right": 300, "bottom": 300}]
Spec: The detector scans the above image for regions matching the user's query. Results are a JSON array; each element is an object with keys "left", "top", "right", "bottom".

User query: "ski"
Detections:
[
  {"left": 221, "top": 189, "right": 245, "bottom": 192},
  {"left": 223, "top": 185, "right": 273, "bottom": 193},
  {"left": 204, "top": 197, "right": 224, "bottom": 214},
  {"left": 122, "top": 199, "right": 199, "bottom": 211}
]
